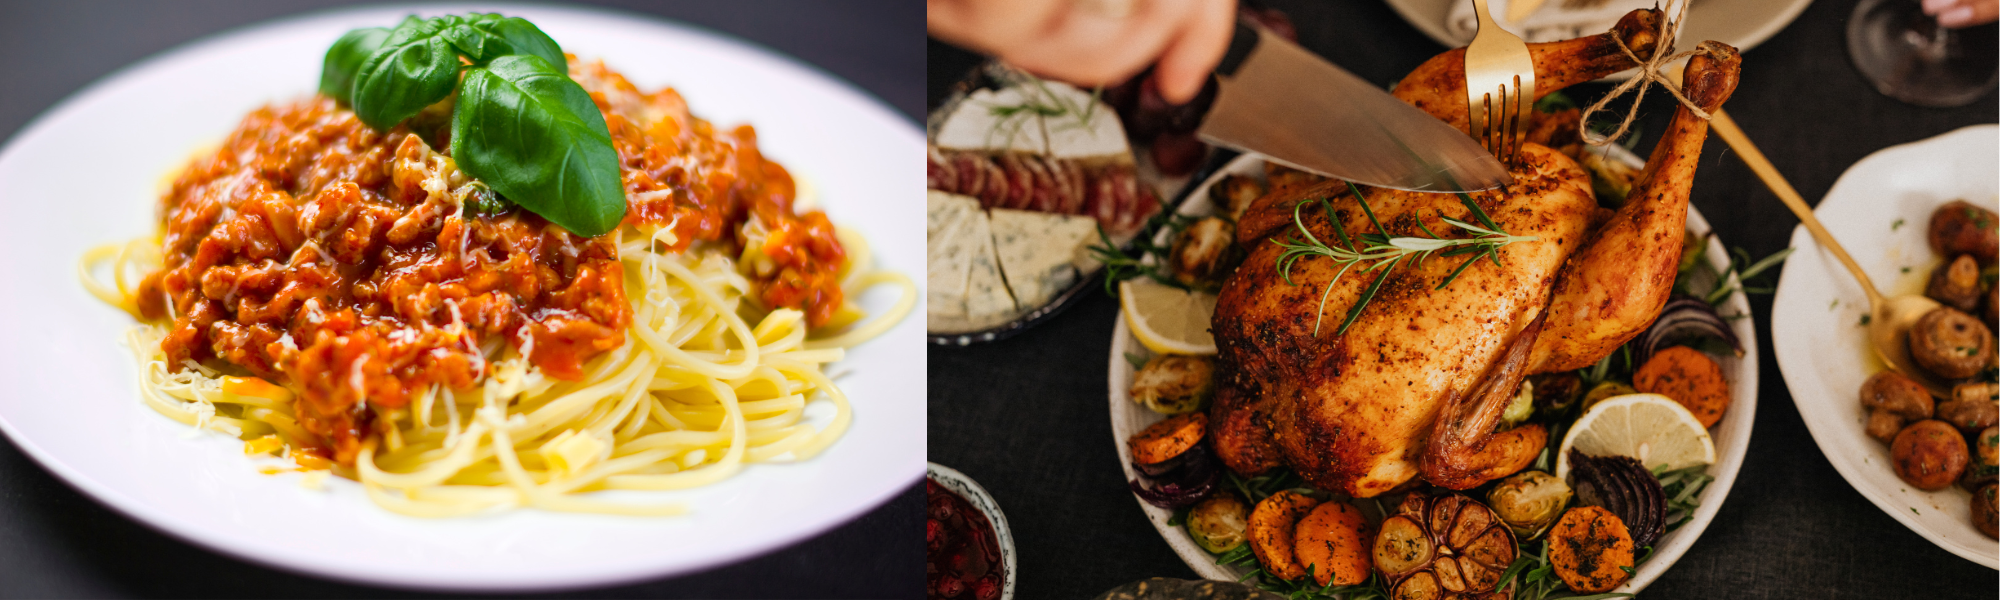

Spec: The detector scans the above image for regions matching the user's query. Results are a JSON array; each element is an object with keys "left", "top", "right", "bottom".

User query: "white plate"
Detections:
[
  {"left": 1108, "top": 149, "right": 1758, "bottom": 593},
  {"left": 0, "top": 4, "right": 924, "bottom": 592},
  {"left": 1383, "top": 0, "right": 1812, "bottom": 79},
  {"left": 1770, "top": 124, "right": 1999, "bottom": 569}
]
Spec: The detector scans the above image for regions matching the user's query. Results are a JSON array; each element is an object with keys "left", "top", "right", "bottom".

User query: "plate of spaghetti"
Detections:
[{"left": 0, "top": 4, "right": 919, "bottom": 591}]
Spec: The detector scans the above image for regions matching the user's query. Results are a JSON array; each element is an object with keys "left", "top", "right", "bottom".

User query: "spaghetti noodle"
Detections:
[{"left": 79, "top": 57, "right": 914, "bottom": 517}]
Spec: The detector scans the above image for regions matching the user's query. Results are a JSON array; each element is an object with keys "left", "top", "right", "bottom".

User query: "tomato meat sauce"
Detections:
[{"left": 135, "top": 60, "right": 845, "bottom": 465}]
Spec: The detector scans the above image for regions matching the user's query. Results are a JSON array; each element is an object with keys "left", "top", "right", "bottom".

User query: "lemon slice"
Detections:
[
  {"left": 1556, "top": 393, "right": 1715, "bottom": 480},
  {"left": 1121, "top": 278, "right": 1218, "bottom": 355}
]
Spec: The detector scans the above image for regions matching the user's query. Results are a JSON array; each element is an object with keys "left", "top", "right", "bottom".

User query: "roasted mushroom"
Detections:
[
  {"left": 1938, "top": 382, "right": 1999, "bottom": 432},
  {"left": 1372, "top": 493, "right": 1517, "bottom": 600},
  {"left": 1862, "top": 371, "right": 1937, "bottom": 419},
  {"left": 1208, "top": 174, "right": 1265, "bottom": 222},
  {"left": 1169, "top": 217, "right": 1242, "bottom": 289},
  {"left": 1891, "top": 419, "right": 1970, "bottom": 491},
  {"left": 1867, "top": 410, "right": 1909, "bottom": 445},
  {"left": 1976, "top": 483, "right": 1998, "bottom": 539},
  {"left": 1908, "top": 307, "right": 1995, "bottom": 380},
  {"left": 1487, "top": 470, "right": 1573, "bottom": 539},
  {"left": 1130, "top": 355, "right": 1216, "bottom": 415},
  {"left": 1186, "top": 492, "right": 1251, "bottom": 554},
  {"left": 1929, "top": 200, "right": 1997, "bottom": 266},
  {"left": 1928, "top": 254, "right": 1984, "bottom": 312},
  {"left": 1860, "top": 371, "right": 1935, "bottom": 443}
]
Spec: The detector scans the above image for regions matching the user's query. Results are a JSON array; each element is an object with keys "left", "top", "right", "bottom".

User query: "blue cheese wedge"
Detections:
[
  {"left": 926, "top": 197, "right": 981, "bottom": 321},
  {"left": 960, "top": 209, "right": 1019, "bottom": 325},
  {"left": 928, "top": 190, "right": 979, "bottom": 239},
  {"left": 989, "top": 208, "right": 1097, "bottom": 310}
]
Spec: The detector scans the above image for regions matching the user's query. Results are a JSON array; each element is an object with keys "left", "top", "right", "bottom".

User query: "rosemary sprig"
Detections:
[{"left": 1272, "top": 182, "right": 1537, "bottom": 336}]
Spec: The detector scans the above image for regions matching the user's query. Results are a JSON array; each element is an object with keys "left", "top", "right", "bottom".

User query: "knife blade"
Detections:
[{"left": 1196, "top": 23, "right": 1512, "bottom": 193}]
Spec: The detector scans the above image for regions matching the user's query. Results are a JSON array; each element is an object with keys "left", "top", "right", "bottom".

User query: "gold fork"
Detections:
[{"left": 1464, "top": 0, "right": 1537, "bottom": 165}]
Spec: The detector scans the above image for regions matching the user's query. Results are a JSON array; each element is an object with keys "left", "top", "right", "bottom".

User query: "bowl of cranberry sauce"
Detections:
[{"left": 926, "top": 462, "right": 1015, "bottom": 600}]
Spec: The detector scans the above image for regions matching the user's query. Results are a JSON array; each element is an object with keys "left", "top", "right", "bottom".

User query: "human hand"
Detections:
[
  {"left": 1923, "top": 0, "right": 1998, "bottom": 28},
  {"left": 927, "top": 0, "right": 1237, "bottom": 104}
]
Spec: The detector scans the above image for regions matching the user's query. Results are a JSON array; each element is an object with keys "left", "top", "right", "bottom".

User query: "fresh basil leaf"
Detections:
[
  {"left": 438, "top": 13, "right": 565, "bottom": 68},
  {"left": 451, "top": 55, "right": 625, "bottom": 237},
  {"left": 351, "top": 16, "right": 461, "bottom": 130},
  {"left": 319, "top": 26, "right": 389, "bottom": 103}
]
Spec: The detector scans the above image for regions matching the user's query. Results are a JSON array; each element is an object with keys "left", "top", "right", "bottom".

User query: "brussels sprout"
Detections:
[
  {"left": 1131, "top": 355, "right": 1216, "bottom": 415},
  {"left": 1487, "top": 470, "right": 1573, "bottom": 539},
  {"left": 1581, "top": 381, "right": 1638, "bottom": 413},
  {"left": 1501, "top": 379, "right": 1536, "bottom": 429},
  {"left": 1186, "top": 492, "right": 1250, "bottom": 554}
]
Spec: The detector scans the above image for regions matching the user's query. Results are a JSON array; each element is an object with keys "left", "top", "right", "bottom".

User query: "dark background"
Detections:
[
  {"left": 930, "top": 0, "right": 1998, "bottom": 598},
  {"left": 0, "top": 1, "right": 921, "bottom": 598}
]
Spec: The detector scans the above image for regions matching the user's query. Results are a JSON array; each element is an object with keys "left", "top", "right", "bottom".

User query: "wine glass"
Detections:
[{"left": 1847, "top": 0, "right": 1999, "bottom": 107}]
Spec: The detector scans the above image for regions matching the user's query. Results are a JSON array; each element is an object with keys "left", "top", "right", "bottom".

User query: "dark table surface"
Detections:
[
  {"left": 929, "top": 0, "right": 1998, "bottom": 598},
  {"left": 0, "top": 1, "right": 920, "bottom": 598}
]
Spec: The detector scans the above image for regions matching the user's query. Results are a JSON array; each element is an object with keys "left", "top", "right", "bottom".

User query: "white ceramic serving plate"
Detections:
[
  {"left": 927, "top": 462, "right": 1018, "bottom": 600},
  {"left": 0, "top": 4, "right": 924, "bottom": 591},
  {"left": 1108, "top": 148, "right": 1758, "bottom": 593},
  {"left": 1383, "top": 0, "right": 1813, "bottom": 79},
  {"left": 1770, "top": 124, "right": 1998, "bottom": 569}
]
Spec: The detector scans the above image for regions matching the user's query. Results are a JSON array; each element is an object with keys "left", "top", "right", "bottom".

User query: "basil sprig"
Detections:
[{"left": 319, "top": 13, "right": 627, "bottom": 237}]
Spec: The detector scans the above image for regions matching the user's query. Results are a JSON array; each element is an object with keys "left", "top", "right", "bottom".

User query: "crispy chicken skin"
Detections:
[{"left": 1209, "top": 13, "right": 1742, "bottom": 496}]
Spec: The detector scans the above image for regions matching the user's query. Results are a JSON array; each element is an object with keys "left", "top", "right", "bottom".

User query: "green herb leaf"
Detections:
[
  {"left": 320, "top": 27, "right": 390, "bottom": 103},
  {"left": 452, "top": 54, "right": 626, "bottom": 237},
  {"left": 351, "top": 16, "right": 463, "bottom": 130},
  {"left": 438, "top": 13, "right": 565, "bottom": 67}
]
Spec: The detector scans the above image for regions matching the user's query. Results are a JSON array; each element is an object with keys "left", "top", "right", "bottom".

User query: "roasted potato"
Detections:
[
  {"left": 1186, "top": 492, "right": 1251, "bottom": 554},
  {"left": 1928, "top": 254, "right": 1984, "bottom": 312},
  {"left": 1892, "top": 419, "right": 1970, "bottom": 491},
  {"left": 1130, "top": 355, "right": 1216, "bottom": 415},
  {"left": 1169, "top": 217, "right": 1242, "bottom": 288},
  {"left": 1929, "top": 200, "right": 1997, "bottom": 266},
  {"left": 1908, "top": 307, "right": 1995, "bottom": 380},
  {"left": 1976, "top": 483, "right": 1998, "bottom": 539},
  {"left": 1939, "top": 382, "right": 1999, "bottom": 432},
  {"left": 1861, "top": 371, "right": 1935, "bottom": 420},
  {"left": 1209, "top": 174, "right": 1266, "bottom": 222}
]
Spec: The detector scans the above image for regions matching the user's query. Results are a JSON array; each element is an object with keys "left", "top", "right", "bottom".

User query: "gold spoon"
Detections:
[{"left": 1707, "top": 109, "right": 1950, "bottom": 396}]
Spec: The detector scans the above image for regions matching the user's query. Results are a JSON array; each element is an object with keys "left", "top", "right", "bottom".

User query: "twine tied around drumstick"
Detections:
[{"left": 1579, "top": 0, "right": 1721, "bottom": 146}]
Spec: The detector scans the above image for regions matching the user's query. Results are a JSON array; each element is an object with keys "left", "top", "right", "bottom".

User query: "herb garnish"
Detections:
[
  {"left": 1273, "top": 182, "right": 1537, "bottom": 336},
  {"left": 320, "top": 13, "right": 626, "bottom": 237}
]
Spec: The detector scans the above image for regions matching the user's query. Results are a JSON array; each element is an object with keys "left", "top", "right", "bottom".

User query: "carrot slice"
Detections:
[
  {"left": 1548, "top": 506, "right": 1635, "bottom": 593},
  {"left": 1633, "top": 346, "right": 1730, "bottom": 428},
  {"left": 1248, "top": 490, "right": 1319, "bottom": 581},
  {"left": 1294, "top": 500, "right": 1372, "bottom": 586},
  {"left": 1128, "top": 412, "right": 1207, "bottom": 465}
]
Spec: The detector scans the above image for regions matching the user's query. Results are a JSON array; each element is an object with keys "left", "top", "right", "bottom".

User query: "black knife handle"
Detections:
[{"left": 1214, "top": 21, "right": 1260, "bottom": 78}]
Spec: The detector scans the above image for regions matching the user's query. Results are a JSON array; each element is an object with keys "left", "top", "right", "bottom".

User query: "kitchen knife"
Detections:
[{"left": 1196, "top": 23, "right": 1513, "bottom": 193}]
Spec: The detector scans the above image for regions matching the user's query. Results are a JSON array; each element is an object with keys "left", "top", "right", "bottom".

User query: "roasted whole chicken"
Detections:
[{"left": 1209, "top": 9, "right": 1743, "bottom": 497}]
